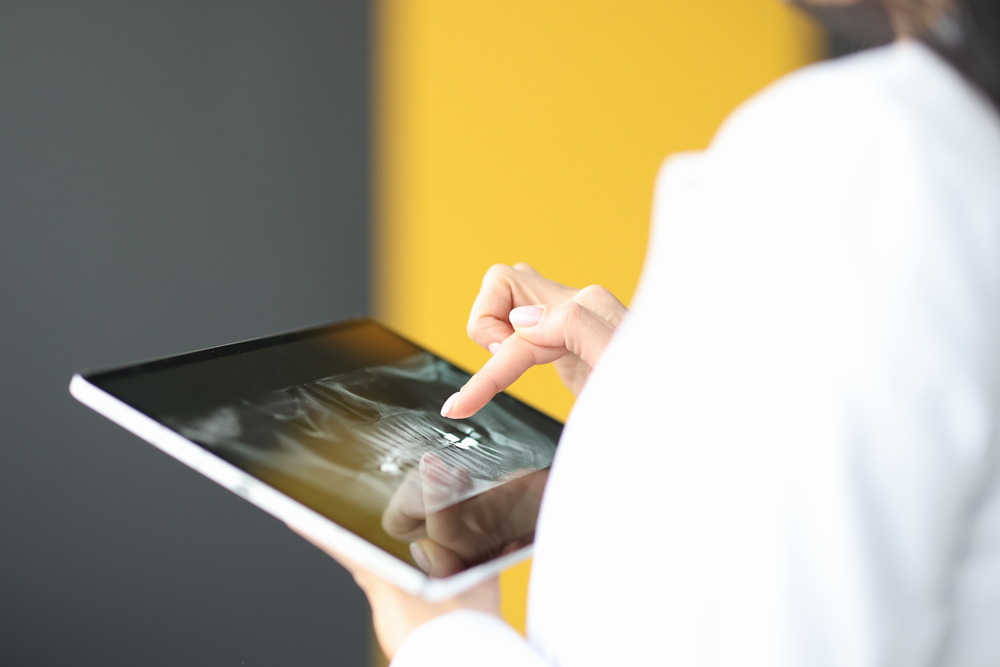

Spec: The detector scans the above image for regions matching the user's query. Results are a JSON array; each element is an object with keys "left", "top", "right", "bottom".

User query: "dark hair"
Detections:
[
  {"left": 795, "top": 0, "right": 1000, "bottom": 113},
  {"left": 795, "top": 1, "right": 896, "bottom": 56},
  {"left": 923, "top": 0, "right": 1000, "bottom": 112}
]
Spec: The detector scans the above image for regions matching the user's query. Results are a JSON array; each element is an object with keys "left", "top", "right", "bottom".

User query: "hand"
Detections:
[
  {"left": 289, "top": 523, "right": 500, "bottom": 660},
  {"left": 382, "top": 452, "right": 549, "bottom": 576},
  {"left": 442, "top": 263, "right": 627, "bottom": 419}
]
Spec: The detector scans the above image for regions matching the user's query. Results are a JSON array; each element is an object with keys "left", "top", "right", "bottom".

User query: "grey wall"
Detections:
[{"left": 0, "top": 2, "right": 371, "bottom": 665}]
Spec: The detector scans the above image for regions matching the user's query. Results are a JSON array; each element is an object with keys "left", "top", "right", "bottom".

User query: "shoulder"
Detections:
[{"left": 705, "top": 41, "right": 1000, "bottom": 193}]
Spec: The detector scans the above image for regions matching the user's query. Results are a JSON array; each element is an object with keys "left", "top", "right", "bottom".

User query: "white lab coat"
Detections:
[{"left": 393, "top": 40, "right": 1000, "bottom": 666}]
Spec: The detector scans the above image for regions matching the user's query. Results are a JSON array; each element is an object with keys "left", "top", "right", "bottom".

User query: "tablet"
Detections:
[{"left": 70, "top": 318, "right": 561, "bottom": 601}]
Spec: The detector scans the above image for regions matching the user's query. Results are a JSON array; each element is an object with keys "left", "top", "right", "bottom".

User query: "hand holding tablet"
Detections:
[{"left": 383, "top": 456, "right": 548, "bottom": 577}]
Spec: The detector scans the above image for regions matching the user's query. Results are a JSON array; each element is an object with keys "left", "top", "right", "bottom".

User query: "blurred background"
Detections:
[
  {"left": 0, "top": 2, "right": 370, "bottom": 665},
  {"left": 0, "top": 1, "right": 881, "bottom": 665}
]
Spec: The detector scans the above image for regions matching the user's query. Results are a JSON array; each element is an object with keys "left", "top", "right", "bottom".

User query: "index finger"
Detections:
[{"left": 442, "top": 332, "right": 566, "bottom": 419}]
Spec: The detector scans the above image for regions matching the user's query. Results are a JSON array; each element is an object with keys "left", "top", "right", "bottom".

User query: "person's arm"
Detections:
[
  {"left": 294, "top": 519, "right": 552, "bottom": 665},
  {"left": 290, "top": 266, "right": 627, "bottom": 662}
]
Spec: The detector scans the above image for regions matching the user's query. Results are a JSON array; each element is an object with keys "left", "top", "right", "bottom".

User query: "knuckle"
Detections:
[
  {"left": 576, "top": 284, "right": 622, "bottom": 319},
  {"left": 589, "top": 284, "right": 611, "bottom": 297},
  {"left": 577, "top": 284, "right": 611, "bottom": 303},
  {"left": 466, "top": 317, "right": 502, "bottom": 346},
  {"left": 471, "top": 366, "right": 503, "bottom": 397},
  {"left": 483, "top": 263, "right": 512, "bottom": 284},
  {"left": 466, "top": 308, "right": 487, "bottom": 339},
  {"left": 485, "top": 373, "right": 504, "bottom": 395},
  {"left": 466, "top": 318, "right": 479, "bottom": 339},
  {"left": 560, "top": 300, "right": 589, "bottom": 330}
]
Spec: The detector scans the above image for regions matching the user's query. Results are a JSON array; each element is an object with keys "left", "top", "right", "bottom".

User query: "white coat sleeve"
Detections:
[
  {"left": 685, "top": 47, "right": 1000, "bottom": 665},
  {"left": 391, "top": 611, "right": 551, "bottom": 667}
]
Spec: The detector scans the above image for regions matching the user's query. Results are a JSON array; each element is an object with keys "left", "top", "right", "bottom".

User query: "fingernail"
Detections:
[
  {"left": 440, "top": 392, "right": 459, "bottom": 417},
  {"left": 488, "top": 342, "right": 501, "bottom": 355},
  {"left": 410, "top": 542, "right": 432, "bottom": 573},
  {"left": 510, "top": 306, "right": 543, "bottom": 327}
]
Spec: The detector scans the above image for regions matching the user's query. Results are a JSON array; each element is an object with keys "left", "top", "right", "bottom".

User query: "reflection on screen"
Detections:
[
  {"left": 127, "top": 331, "right": 561, "bottom": 575},
  {"left": 167, "top": 352, "right": 554, "bottom": 513},
  {"left": 92, "top": 321, "right": 561, "bottom": 573}
]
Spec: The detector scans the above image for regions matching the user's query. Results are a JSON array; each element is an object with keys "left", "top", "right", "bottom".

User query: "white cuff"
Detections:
[{"left": 391, "top": 610, "right": 549, "bottom": 667}]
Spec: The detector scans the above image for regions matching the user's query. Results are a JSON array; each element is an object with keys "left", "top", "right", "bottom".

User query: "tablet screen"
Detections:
[{"left": 85, "top": 319, "right": 561, "bottom": 572}]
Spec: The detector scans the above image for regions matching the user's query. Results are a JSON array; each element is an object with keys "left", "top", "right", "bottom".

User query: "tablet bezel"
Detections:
[{"left": 69, "top": 319, "right": 549, "bottom": 601}]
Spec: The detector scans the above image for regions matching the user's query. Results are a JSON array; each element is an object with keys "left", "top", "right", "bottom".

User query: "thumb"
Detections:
[
  {"left": 410, "top": 538, "right": 465, "bottom": 578},
  {"left": 509, "top": 301, "right": 616, "bottom": 370}
]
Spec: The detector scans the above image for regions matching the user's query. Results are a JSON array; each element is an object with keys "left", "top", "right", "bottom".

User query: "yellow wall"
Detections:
[{"left": 374, "top": 0, "right": 822, "bottom": 636}]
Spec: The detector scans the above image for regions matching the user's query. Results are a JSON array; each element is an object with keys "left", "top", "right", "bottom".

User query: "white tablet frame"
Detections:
[{"left": 70, "top": 373, "right": 534, "bottom": 602}]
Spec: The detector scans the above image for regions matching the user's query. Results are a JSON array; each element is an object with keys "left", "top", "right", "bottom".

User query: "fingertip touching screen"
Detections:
[{"left": 86, "top": 319, "right": 561, "bottom": 574}]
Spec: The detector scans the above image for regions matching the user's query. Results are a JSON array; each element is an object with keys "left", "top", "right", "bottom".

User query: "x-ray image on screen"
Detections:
[
  {"left": 86, "top": 319, "right": 562, "bottom": 569},
  {"left": 166, "top": 353, "right": 558, "bottom": 516}
]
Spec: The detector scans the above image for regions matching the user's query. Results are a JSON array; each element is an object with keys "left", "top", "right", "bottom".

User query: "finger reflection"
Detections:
[{"left": 165, "top": 352, "right": 557, "bottom": 573}]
